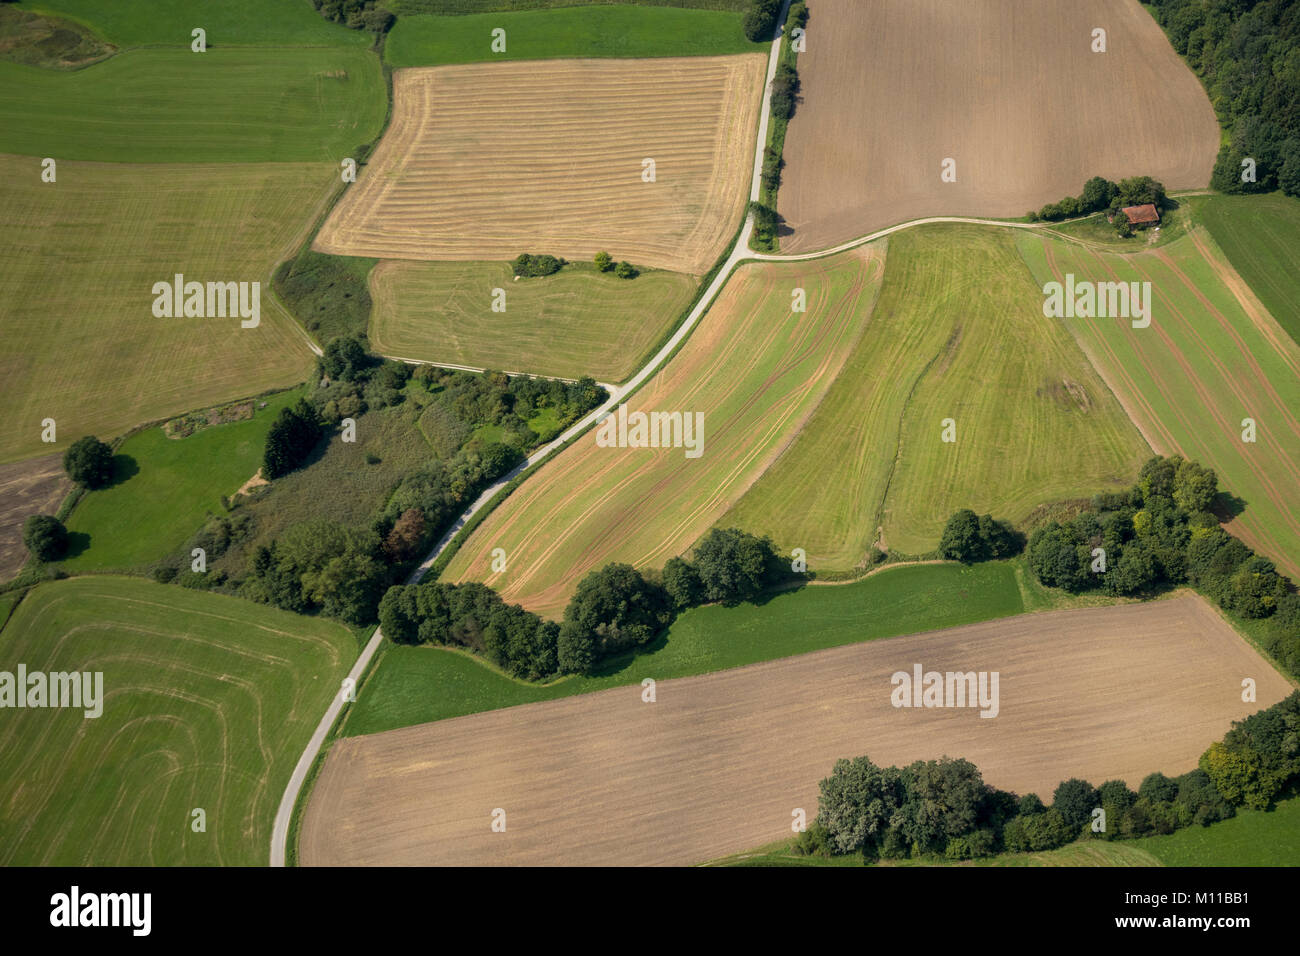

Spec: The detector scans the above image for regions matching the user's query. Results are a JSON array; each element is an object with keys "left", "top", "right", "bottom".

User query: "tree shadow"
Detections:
[
  {"left": 62, "top": 531, "right": 91, "bottom": 560},
  {"left": 106, "top": 454, "right": 138, "bottom": 488},
  {"left": 1213, "top": 490, "right": 1247, "bottom": 521}
]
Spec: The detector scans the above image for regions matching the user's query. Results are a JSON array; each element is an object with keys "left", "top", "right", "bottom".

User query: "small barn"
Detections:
[{"left": 1121, "top": 203, "right": 1161, "bottom": 227}]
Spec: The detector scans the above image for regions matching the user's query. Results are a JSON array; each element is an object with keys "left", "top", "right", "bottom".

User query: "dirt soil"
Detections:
[
  {"left": 778, "top": 0, "right": 1220, "bottom": 253},
  {"left": 301, "top": 593, "right": 1292, "bottom": 866},
  {"left": 0, "top": 454, "right": 69, "bottom": 582}
]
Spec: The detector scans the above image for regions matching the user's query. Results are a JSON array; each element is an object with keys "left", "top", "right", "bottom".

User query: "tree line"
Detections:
[
  {"left": 1028, "top": 175, "right": 1169, "bottom": 236},
  {"left": 1144, "top": 0, "right": 1300, "bottom": 197},
  {"left": 1026, "top": 455, "right": 1299, "bottom": 679},
  {"left": 380, "top": 526, "right": 791, "bottom": 679},
  {"left": 799, "top": 689, "right": 1300, "bottom": 862}
]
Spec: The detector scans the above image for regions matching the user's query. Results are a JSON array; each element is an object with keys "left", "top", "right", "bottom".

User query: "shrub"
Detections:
[
  {"left": 262, "top": 400, "right": 324, "bottom": 479},
  {"left": 512, "top": 253, "right": 563, "bottom": 278},
  {"left": 742, "top": 0, "right": 782, "bottom": 42},
  {"left": 63, "top": 435, "right": 114, "bottom": 489},
  {"left": 594, "top": 251, "right": 612, "bottom": 272},
  {"left": 692, "top": 527, "right": 781, "bottom": 604},
  {"left": 1052, "top": 777, "right": 1099, "bottom": 834},
  {"left": 614, "top": 261, "right": 638, "bottom": 279},
  {"left": 662, "top": 556, "right": 704, "bottom": 610},
  {"left": 22, "top": 515, "right": 67, "bottom": 562}
]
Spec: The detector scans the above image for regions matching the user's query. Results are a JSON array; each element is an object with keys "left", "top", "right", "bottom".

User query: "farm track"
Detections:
[{"left": 277, "top": 3, "right": 1297, "bottom": 865}]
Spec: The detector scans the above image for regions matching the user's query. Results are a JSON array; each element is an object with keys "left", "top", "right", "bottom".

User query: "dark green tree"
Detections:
[
  {"left": 22, "top": 514, "right": 68, "bottom": 561},
  {"left": 63, "top": 435, "right": 114, "bottom": 489}
]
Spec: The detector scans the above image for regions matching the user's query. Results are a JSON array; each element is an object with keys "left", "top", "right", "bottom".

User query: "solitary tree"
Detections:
[
  {"left": 22, "top": 514, "right": 68, "bottom": 562},
  {"left": 594, "top": 251, "right": 613, "bottom": 272},
  {"left": 63, "top": 435, "right": 114, "bottom": 489}
]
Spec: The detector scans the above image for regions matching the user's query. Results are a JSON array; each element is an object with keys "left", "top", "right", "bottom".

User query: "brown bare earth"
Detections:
[
  {"left": 301, "top": 594, "right": 1291, "bottom": 866},
  {"left": 779, "top": 0, "right": 1220, "bottom": 252},
  {"left": 0, "top": 454, "right": 68, "bottom": 582},
  {"left": 314, "top": 56, "right": 765, "bottom": 274}
]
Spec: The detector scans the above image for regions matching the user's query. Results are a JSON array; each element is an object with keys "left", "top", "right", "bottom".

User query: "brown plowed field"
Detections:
[
  {"left": 0, "top": 454, "right": 68, "bottom": 582},
  {"left": 778, "top": 0, "right": 1220, "bottom": 252},
  {"left": 314, "top": 56, "right": 765, "bottom": 274},
  {"left": 300, "top": 594, "right": 1292, "bottom": 866}
]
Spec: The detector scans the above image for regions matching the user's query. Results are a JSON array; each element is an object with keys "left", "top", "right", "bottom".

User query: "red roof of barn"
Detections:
[{"left": 1122, "top": 203, "right": 1160, "bottom": 225}]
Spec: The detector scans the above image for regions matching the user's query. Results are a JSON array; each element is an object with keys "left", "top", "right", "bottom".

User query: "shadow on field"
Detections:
[
  {"left": 106, "top": 454, "right": 138, "bottom": 488},
  {"left": 62, "top": 531, "right": 91, "bottom": 560},
  {"left": 1214, "top": 490, "right": 1248, "bottom": 521}
]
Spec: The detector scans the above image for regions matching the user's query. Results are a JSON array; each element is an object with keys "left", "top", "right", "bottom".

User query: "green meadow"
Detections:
[
  {"left": 19, "top": 0, "right": 369, "bottom": 48},
  {"left": 1198, "top": 192, "right": 1300, "bottom": 347},
  {"left": 341, "top": 560, "right": 1026, "bottom": 736},
  {"left": 59, "top": 388, "right": 304, "bottom": 572},
  {"left": 385, "top": 6, "right": 764, "bottom": 66},
  {"left": 0, "top": 46, "right": 385, "bottom": 162},
  {"left": 0, "top": 576, "right": 357, "bottom": 865}
]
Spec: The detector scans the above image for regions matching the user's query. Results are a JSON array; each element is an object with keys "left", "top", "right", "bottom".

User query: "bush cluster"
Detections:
[
  {"left": 1026, "top": 457, "right": 1298, "bottom": 674},
  {"left": 937, "top": 509, "right": 1022, "bottom": 563},
  {"left": 380, "top": 527, "right": 790, "bottom": 679},
  {"left": 1031, "top": 175, "right": 1168, "bottom": 236},
  {"left": 741, "top": 0, "right": 782, "bottom": 41},
  {"left": 512, "top": 253, "right": 565, "bottom": 278},
  {"left": 803, "top": 691, "right": 1299, "bottom": 862}
]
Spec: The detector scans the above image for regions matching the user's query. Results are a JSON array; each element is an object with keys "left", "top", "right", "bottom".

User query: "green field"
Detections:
[
  {"left": 1017, "top": 228, "right": 1300, "bottom": 580},
  {"left": 1198, "top": 192, "right": 1300, "bottom": 347},
  {"left": 710, "top": 794, "right": 1300, "bottom": 867},
  {"left": 723, "top": 225, "right": 1152, "bottom": 564},
  {"left": 369, "top": 260, "right": 698, "bottom": 382},
  {"left": 392, "top": 0, "right": 750, "bottom": 12},
  {"left": 342, "top": 559, "right": 1026, "bottom": 736},
  {"left": 20, "top": 0, "right": 371, "bottom": 47},
  {"left": 441, "top": 245, "right": 886, "bottom": 617},
  {"left": 0, "top": 47, "right": 384, "bottom": 162},
  {"left": 58, "top": 389, "right": 304, "bottom": 572},
  {"left": 0, "top": 155, "right": 332, "bottom": 463},
  {"left": 385, "top": 5, "right": 764, "bottom": 66},
  {"left": 0, "top": 576, "right": 357, "bottom": 865},
  {"left": 1127, "top": 792, "right": 1300, "bottom": 866}
]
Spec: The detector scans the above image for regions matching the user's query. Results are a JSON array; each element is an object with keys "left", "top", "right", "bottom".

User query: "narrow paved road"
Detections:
[{"left": 269, "top": 4, "right": 1065, "bottom": 866}]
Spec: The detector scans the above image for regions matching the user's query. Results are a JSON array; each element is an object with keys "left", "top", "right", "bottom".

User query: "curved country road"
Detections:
[{"left": 269, "top": 4, "right": 1063, "bottom": 866}]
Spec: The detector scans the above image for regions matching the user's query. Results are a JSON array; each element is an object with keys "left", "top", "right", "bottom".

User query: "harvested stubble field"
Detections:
[
  {"left": 724, "top": 225, "right": 1151, "bottom": 564},
  {"left": 314, "top": 56, "right": 765, "bottom": 274},
  {"left": 0, "top": 453, "right": 68, "bottom": 582},
  {"left": 301, "top": 593, "right": 1292, "bottom": 866},
  {"left": 0, "top": 155, "right": 333, "bottom": 463},
  {"left": 368, "top": 260, "right": 697, "bottom": 382},
  {"left": 442, "top": 244, "right": 886, "bottom": 618},
  {"left": 778, "top": 0, "right": 1220, "bottom": 253},
  {"left": 1018, "top": 228, "right": 1300, "bottom": 580},
  {"left": 0, "top": 576, "right": 357, "bottom": 865}
]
